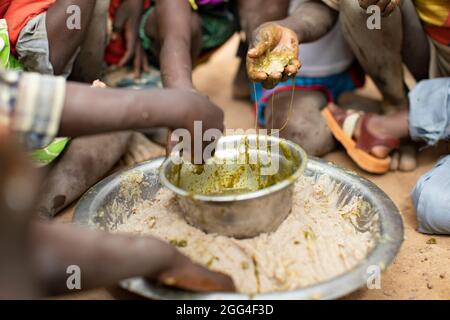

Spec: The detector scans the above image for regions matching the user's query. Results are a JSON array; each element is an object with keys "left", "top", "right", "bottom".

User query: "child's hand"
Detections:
[
  {"left": 358, "top": 0, "right": 401, "bottom": 16},
  {"left": 155, "top": 246, "right": 235, "bottom": 292},
  {"left": 114, "top": 0, "right": 150, "bottom": 77},
  {"left": 247, "top": 23, "right": 301, "bottom": 89},
  {"left": 166, "top": 90, "right": 225, "bottom": 162}
]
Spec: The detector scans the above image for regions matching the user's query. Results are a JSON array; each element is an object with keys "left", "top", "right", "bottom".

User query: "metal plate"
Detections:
[{"left": 73, "top": 157, "right": 403, "bottom": 300}]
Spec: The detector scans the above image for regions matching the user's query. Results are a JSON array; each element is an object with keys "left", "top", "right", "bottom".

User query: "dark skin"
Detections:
[
  {"left": 237, "top": 0, "right": 291, "bottom": 45},
  {"left": 246, "top": 0, "right": 337, "bottom": 88},
  {"left": 145, "top": 0, "right": 202, "bottom": 89},
  {"left": 113, "top": 0, "right": 151, "bottom": 77},
  {"left": 246, "top": 0, "right": 403, "bottom": 88},
  {"left": 0, "top": 136, "right": 234, "bottom": 299},
  {"left": 59, "top": 83, "right": 225, "bottom": 138},
  {"left": 359, "top": 0, "right": 400, "bottom": 17},
  {"left": 30, "top": 222, "right": 235, "bottom": 295},
  {"left": 33, "top": 81, "right": 224, "bottom": 218},
  {"left": 46, "top": 0, "right": 97, "bottom": 75}
]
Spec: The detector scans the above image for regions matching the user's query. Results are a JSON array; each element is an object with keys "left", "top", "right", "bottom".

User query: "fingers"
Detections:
[
  {"left": 158, "top": 259, "right": 236, "bottom": 293},
  {"left": 265, "top": 72, "right": 282, "bottom": 89},
  {"left": 383, "top": 0, "right": 398, "bottom": 16},
  {"left": 262, "top": 59, "right": 301, "bottom": 89},
  {"left": 248, "top": 41, "right": 271, "bottom": 59},
  {"left": 246, "top": 58, "right": 268, "bottom": 82},
  {"left": 284, "top": 58, "right": 301, "bottom": 78},
  {"left": 359, "top": 0, "right": 400, "bottom": 16},
  {"left": 376, "top": 0, "right": 393, "bottom": 14},
  {"left": 248, "top": 24, "right": 282, "bottom": 59}
]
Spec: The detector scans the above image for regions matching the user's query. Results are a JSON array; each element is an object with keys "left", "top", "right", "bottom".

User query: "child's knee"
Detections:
[
  {"left": 412, "top": 156, "right": 450, "bottom": 235},
  {"left": 271, "top": 91, "right": 335, "bottom": 156}
]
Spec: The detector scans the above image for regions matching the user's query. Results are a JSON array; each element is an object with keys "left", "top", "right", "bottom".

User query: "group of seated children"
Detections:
[{"left": 0, "top": 0, "right": 449, "bottom": 298}]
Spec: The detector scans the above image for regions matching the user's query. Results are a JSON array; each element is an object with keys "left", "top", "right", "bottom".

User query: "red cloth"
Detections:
[
  {"left": 105, "top": 0, "right": 151, "bottom": 65},
  {"left": 0, "top": 0, "right": 56, "bottom": 54}
]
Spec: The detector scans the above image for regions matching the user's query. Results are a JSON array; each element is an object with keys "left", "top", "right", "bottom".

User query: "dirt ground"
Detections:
[{"left": 57, "top": 36, "right": 450, "bottom": 300}]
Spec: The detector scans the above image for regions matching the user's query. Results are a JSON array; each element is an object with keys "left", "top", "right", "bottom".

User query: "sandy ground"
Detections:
[{"left": 56, "top": 36, "right": 450, "bottom": 300}]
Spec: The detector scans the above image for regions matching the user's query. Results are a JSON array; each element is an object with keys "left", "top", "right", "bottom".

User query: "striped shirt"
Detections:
[{"left": 0, "top": 70, "right": 65, "bottom": 150}]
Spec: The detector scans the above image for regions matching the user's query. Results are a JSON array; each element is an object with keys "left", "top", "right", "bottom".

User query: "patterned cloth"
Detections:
[
  {"left": 322, "top": 0, "right": 450, "bottom": 45},
  {"left": 408, "top": 78, "right": 450, "bottom": 235},
  {"left": 415, "top": 0, "right": 450, "bottom": 46},
  {"left": 0, "top": 70, "right": 67, "bottom": 165},
  {"left": 0, "top": 19, "right": 21, "bottom": 70},
  {"left": 140, "top": 1, "right": 235, "bottom": 56},
  {"left": 0, "top": 0, "right": 56, "bottom": 55},
  {"left": 251, "top": 64, "right": 364, "bottom": 126},
  {"left": 0, "top": 17, "right": 69, "bottom": 166}
]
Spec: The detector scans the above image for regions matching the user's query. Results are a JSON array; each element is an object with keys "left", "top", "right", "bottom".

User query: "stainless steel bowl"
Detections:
[{"left": 159, "top": 135, "right": 308, "bottom": 238}]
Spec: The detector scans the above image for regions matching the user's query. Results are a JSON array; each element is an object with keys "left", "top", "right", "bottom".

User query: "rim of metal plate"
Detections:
[{"left": 73, "top": 157, "right": 403, "bottom": 300}]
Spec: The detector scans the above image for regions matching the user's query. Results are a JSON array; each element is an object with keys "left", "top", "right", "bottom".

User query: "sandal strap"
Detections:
[
  {"left": 342, "top": 113, "right": 361, "bottom": 139},
  {"left": 356, "top": 114, "right": 400, "bottom": 153}
]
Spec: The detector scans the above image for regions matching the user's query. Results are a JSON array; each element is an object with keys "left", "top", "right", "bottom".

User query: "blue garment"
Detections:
[
  {"left": 412, "top": 156, "right": 450, "bottom": 235},
  {"left": 409, "top": 78, "right": 450, "bottom": 235},
  {"left": 250, "top": 70, "right": 359, "bottom": 126},
  {"left": 409, "top": 78, "right": 450, "bottom": 146}
]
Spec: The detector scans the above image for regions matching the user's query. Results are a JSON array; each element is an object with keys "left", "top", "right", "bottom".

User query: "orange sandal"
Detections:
[{"left": 322, "top": 104, "right": 400, "bottom": 174}]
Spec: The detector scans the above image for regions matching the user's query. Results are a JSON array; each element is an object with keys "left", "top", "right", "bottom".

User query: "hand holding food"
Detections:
[{"left": 247, "top": 23, "right": 301, "bottom": 89}]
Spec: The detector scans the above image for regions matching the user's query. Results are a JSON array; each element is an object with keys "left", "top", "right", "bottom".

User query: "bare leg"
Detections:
[
  {"left": 340, "top": 1, "right": 429, "bottom": 106},
  {"left": 340, "top": 1, "right": 406, "bottom": 112},
  {"left": 46, "top": 0, "right": 98, "bottom": 75},
  {"left": 266, "top": 90, "right": 335, "bottom": 156},
  {"left": 37, "top": 132, "right": 132, "bottom": 219},
  {"left": 69, "top": 0, "right": 111, "bottom": 82},
  {"left": 339, "top": 1, "right": 428, "bottom": 170},
  {"left": 144, "top": 8, "right": 203, "bottom": 63}
]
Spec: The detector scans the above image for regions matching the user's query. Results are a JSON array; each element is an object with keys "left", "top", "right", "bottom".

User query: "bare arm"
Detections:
[
  {"left": 246, "top": 0, "right": 337, "bottom": 86},
  {"left": 154, "top": 0, "right": 194, "bottom": 89},
  {"left": 276, "top": 0, "right": 338, "bottom": 43},
  {"left": 46, "top": 0, "right": 97, "bottom": 75},
  {"left": 237, "top": 0, "right": 290, "bottom": 43},
  {"left": 59, "top": 83, "right": 224, "bottom": 137},
  {"left": 29, "top": 222, "right": 235, "bottom": 295}
]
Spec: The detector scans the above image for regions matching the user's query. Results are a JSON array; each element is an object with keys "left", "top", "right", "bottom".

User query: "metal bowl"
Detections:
[
  {"left": 160, "top": 135, "right": 308, "bottom": 238},
  {"left": 73, "top": 156, "right": 403, "bottom": 300}
]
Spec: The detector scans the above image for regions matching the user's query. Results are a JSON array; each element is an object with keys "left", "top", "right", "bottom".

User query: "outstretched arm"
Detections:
[
  {"left": 277, "top": 0, "right": 337, "bottom": 43},
  {"left": 29, "top": 222, "right": 235, "bottom": 295},
  {"left": 59, "top": 82, "right": 224, "bottom": 138}
]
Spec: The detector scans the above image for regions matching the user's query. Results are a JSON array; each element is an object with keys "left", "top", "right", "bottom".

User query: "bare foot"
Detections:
[
  {"left": 329, "top": 104, "right": 409, "bottom": 159},
  {"left": 399, "top": 144, "right": 417, "bottom": 171}
]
